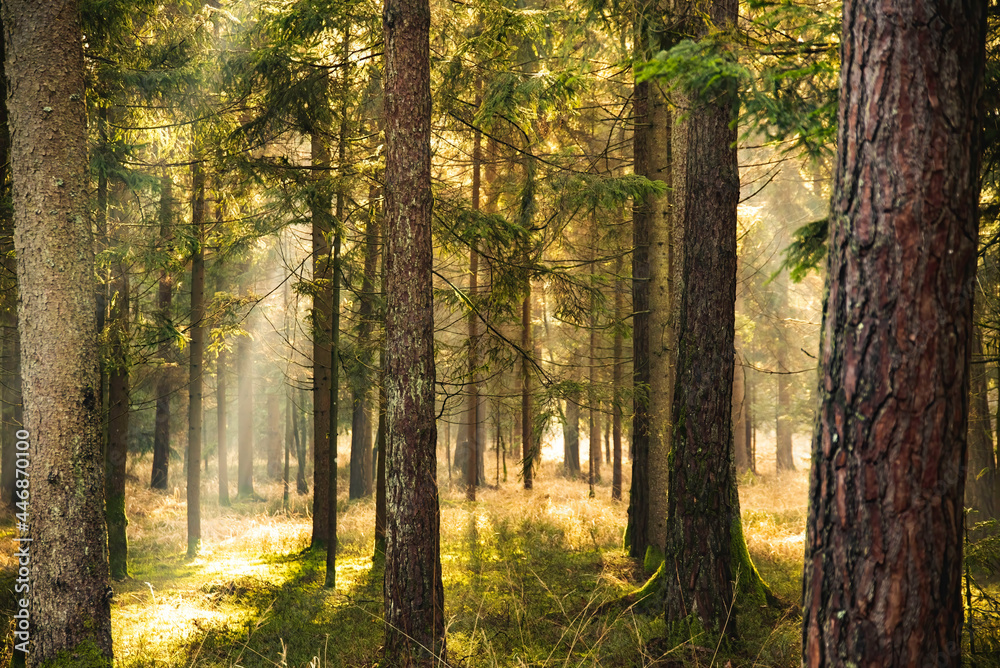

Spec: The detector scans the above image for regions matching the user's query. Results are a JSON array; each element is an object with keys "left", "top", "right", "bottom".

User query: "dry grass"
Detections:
[{"left": 0, "top": 434, "right": 813, "bottom": 667}]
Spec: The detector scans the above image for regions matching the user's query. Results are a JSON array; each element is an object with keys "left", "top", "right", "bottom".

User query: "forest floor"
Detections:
[{"left": 0, "top": 432, "right": 996, "bottom": 667}]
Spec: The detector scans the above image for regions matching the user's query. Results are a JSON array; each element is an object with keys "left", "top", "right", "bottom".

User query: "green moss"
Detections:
[
  {"left": 634, "top": 560, "right": 664, "bottom": 603},
  {"left": 643, "top": 544, "right": 664, "bottom": 573},
  {"left": 106, "top": 493, "right": 129, "bottom": 580},
  {"left": 38, "top": 638, "right": 111, "bottom": 668}
]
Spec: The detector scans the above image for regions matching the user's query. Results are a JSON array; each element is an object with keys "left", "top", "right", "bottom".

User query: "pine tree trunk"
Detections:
[
  {"left": 521, "top": 289, "right": 533, "bottom": 490},
  {"left": 661, "top": 0, "right": 748, "bottom": 638},
  {"left": 106, "top": 262, "right": 130, "bottom": 580},
  {"left": 802, "top": 0, "right": 985, "bottom": 663},
  {"left": 310, "top": 129, "right": 332, "bottom": 546},
  {"left": 627, "top": 75, "right": 652, "bottom": 559},
  {"left": 151, "top": 175, "right": 174, "bottom": 491},
  {"left": 326, "top": 188, "right": 342, "bottom": 589},
  {"left": 775, "top": 283, "right": 795, "bottom": 471},
  {"left": 348, "top": 190, "right": 378, "bottom": 499},
  {"left": 564, "top": 390, "right": 580, "bottom": 475},
  {"left": 187, "top": 162, "right": 206, "bottom": 557},
  {"left": 967, "top": 325, "right": 998, "bottom": 519},
  {"left": 297, "top": 387, "right": 309, "bottom": 495},
  {"left": 216, "top": 269, "right": 230, "bottom": 506},
  {"left": 4, "top": 0, "right": 114, "bottom": 660},
  {"left": 383, "top": 0, "right": 446, "bottom": 658},
  {"left": 466, "top": 110, "right": 482, "bottom": 501},
  {"left": 236, "top": 275, "right": 254, "bottom": 498},
  {"left": 613, "top": 265, "right": 623, "bottom": 499},
  {"left": 733, "top": 352, "right": 750, "bottom": 474},
  {"left": 267, "top": 394, "right": 281, "bottom": 480}
]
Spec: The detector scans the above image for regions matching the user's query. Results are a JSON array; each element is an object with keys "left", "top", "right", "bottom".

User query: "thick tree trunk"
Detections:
[
  {"left": 187, "top": 162, "right": 206, "bottom": 557},
  {"left": 661, "top": 0, "right": 750, "bottom": 638},
  {"left": 310, "top": 129, "right": 332, "bottom": 546},
  {"left": 0, "top": 70, "right": 18, "bottom": 508},
  {"left": 802, "top": 0, "right": 985, "bottom": 664},
  {"left": 4, "top": 0, "right": 114, "bottom": 661},
  {"left": 106, "top": 263, "right": 130, "bottom": 580},
  {"left": 151, "top": 175, "right": 174, "bottom": 491},
  {"left": 383, "top": 0, "right": 446, "bottom": 659}
]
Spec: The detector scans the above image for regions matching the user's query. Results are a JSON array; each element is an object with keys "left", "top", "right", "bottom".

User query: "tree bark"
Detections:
[
  {"left": 349, "top": 190, "right": 379, "bottom": 500},
  {"left": 521, "top": 290, "right": 533, "bottom": 489},
  {"left": 382, "top": 0, "right": 446, "bottom": 659},
  {"left": 187, "top": 161, "right": 206, "bottom": 557},
  {"left": 733, "top": 352, "right": 750, "bottom": 474},
  {"left": 802, "top": 0, "right": 985, "bottom": 663},
  {"left": 310, "top": 129, "right": 332, "bottom": 546},
  {"left": 612, "top": 259, "right": 624, "bottom": 500},
  {"left": 775, "top": 278, "right": 795, "bottom": 472},
  {"left": 4, "top": 0, "right": 114, "bottom": 661},
  {"left": 661, "top": 0, "right": 750, "bottom": 638},
  {"left": 151, "top": 175, "right": 174, "bottom": 491},
  {"left": 627, "top": 75, "right": 652, "bottom": 559},
  {"left": 216, "top": 268, "right": 231, "bottom": 506},
  {"left": 967, "top": 325, "right": 998, "bottom": 519},
  {"left": 267, "top": 393, "right": 281, "bottom": 480},
  {"left": 236, "top": 273, "right": 254, "bottom": 498},
  {"left": 106, "top": 261, "right": 130, "bottom": 580}
]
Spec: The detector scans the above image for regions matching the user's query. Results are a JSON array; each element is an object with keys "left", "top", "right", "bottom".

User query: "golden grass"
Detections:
[{"left": 0, "top": 434, "right": 814, "bottom": 667}]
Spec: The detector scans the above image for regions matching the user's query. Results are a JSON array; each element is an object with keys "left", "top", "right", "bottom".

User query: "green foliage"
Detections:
[
  {"left": 636, "top": 37, "right": 744, "bottom": 108},
  {"left": 740, "top": 0, "right": 841, "bottom": 159},
  {"left": 777, "top": 217, "right": 829, "bottom": 283}
]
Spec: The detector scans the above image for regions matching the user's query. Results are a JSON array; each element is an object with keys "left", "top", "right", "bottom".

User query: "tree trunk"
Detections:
[
  {"left": 349, "top": 190, "right": 379, "bottom": 500},
  {"left": 733, "top": 352, "right": 750, "bottom": 474},
  {"left": 383, "top": 0, "right": 446, "bottom": 658},
  {"left": 466, "top": 109, "right": 482, "bottom": 501},
  {"left": 521, "top": 290, "right": 533, "bottom": 489},
  {"left": 187, "top": 161, "right": 206, "bottom": 557},
  {"left": 802, "top": 0, "right": 985, "bottom": 663},
  {"left": 627, "top": 75, "right": 652, "bottom": 559},
  {"left": 612, "top": 262, "right": 623, "bottom": 500},
  {"left": 662, "top": 0, "right": 762, "bottom": 638},
  {"left": 296, "top": 387, "right": 308, "bottom": 495},
  {"left": 326, "top": 179, "right": 342, "bottom": 589},
  {"left": 106, "top": 262, "right": 130, "bottom": 580},
  {"left": 967, "top": 325, "right": 998, "bottom": 520},
  {"left": 564, "top": 390, "right": 581, "bottom": 475},
  {"left": 237, "top": 272, "right": 254, "bottom": 499},
  {"left": 775, "top": 281, "right": 795, "bottom": 472},
  {"left": 216, "top": 269, "right": 230, "bottom": 506},
  {"left": 4, "top": 0, "right": 114, "bottom": 660},
  {"left": 627, "top": 39, "right": 672, "bottom": 560},
  {"left": 267, "top": 394, "right": 281, "bottom": 480},
  {"left": 310, "top": 129, "right": 332, "bottom": 547},
  {"left": 151, "top": 175, "right": 174, "bottom": 491}
]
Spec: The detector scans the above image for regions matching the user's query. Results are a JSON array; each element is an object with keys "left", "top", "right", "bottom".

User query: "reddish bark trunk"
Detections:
[{"left": 802, "top": 0, "right": 985, "bottom": 664}]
